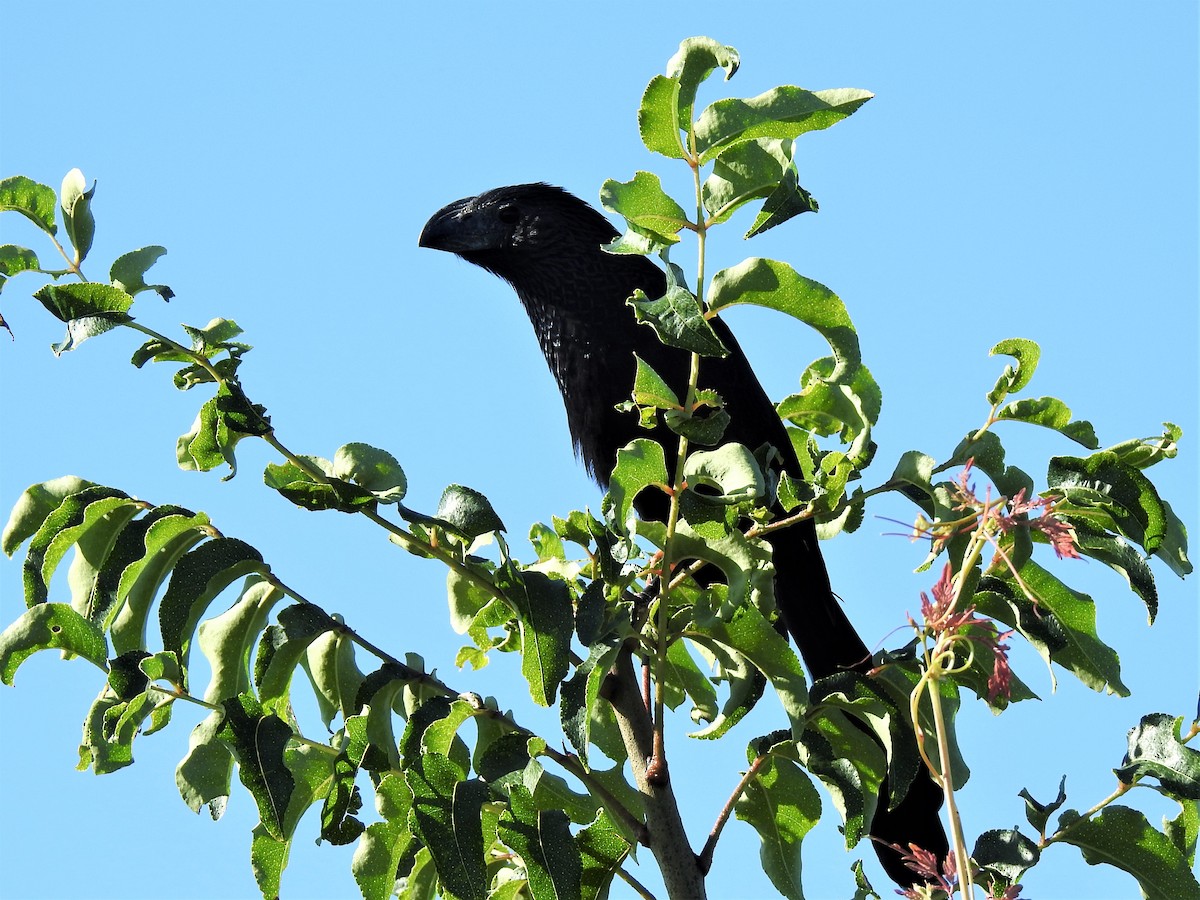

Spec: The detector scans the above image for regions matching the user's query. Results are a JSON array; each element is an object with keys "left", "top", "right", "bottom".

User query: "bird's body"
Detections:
[{"left": 420, "top": 183, "right": 946, "bottom": 886}]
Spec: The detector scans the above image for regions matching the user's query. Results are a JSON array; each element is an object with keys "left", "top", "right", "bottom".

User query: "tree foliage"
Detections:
[{"left": 1, "top": 37, "right": 1196, "bottom": 900}]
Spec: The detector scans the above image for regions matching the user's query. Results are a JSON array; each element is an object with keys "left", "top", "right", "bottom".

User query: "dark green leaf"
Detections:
[
  {"left": 1019, "top": 775, "right": 1067, "bottom": 835},
  {"left": 496, "top": 556, "right": 572, "bottom": 707},
  {"left": 973, "top": 828, "right": 1040, "bottom": 886},
  {"left": 405, "top": 753, "right": 489, "bottom": 900},
  {"left": 1116, "top": 713, "right": 1200, "bottom": 800},
  {"left": 264, "top": 457, "right": 375, "bottom": 513},
  {"left": 1056, "top": 805, "right": 1200, "bottom": 900},
  {"left": 689, "top": 602, "right": 807, "bottom": 736},
  {"left": 629, "top": 282, "right": 729, "bottom": 356},
  {"left": 1049, "top": 451, "right": 1169, "bottom": 581},
  {"left": 0, "top": 174, "right": 58, "bottom": 235},
  {"left": 216, "top": 693, "right": 295, "bottom": 840},
  {"left": 436, "top": 484, "right": 505, "bottom": 539},
  {"left": 499, "top": 784, "right": 582, "bottom": 900},
  {"left": 20, "top": 485, "right": 137, "bottom": 606},
  {"left": 975, "top": 564, "right": 1128, "bottom": 696},
  {"left": 695, "top": 85, "right": 872, "bottom": 163},
  {"left": 577, "top": 809, "right": 630, "bottom": 900},
  {"left": 255, "top": 603, "right": 338, "bottom": 716},
  {"left": 110, "top": 509, "right": 213, "bottom": 655},
  {"left": 157, "top": 537, "right": 268, "bottom": 674},
  {"left": 560, "top": 639, "right": 621, "bottom": 765}
]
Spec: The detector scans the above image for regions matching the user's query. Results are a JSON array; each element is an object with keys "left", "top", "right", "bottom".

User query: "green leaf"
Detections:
[
  {"left": 702, "top": 138, "right": 817, "bottom": 237},
  {"left": 1166, "top": 800, "right": 1199, "bottom": 869},
  {"left": 1056, "top": 805, "right": 1200, "bottom": 900},
  {"left": 667, "top": 36, "right": 740, "bottom": 130},
  {"left": 1049, "top": 451, "right": 1170, "bottom": 582},
  {"left": 1019, "top": 775, "right": 1067, "bottom": 835},
  {"left": 405, "top": 753, "right": 489, "bottom": 900},
  {"left": 689, "top": 602, "right": 808, "bottom": 736},
  {"left": 32, "top": 282, "right": 134, "bottom": 354},
  {"left": 157, "top": 537, "right": 269, "bottom": 676},
  {"left": 334, "top": 442, "right": 407, "bottom": 503},
  {"left": 216, "top": 692, "right": 295, "bottom": 841},
  {"left": 1115, "top": 713, "right": 1200, "bottom": 800},
  {"left": 638, "top": 75, "right": 686, "bottom": 159},
  {"left": 559, "top": 639, "right": 621, "bottom": 766},
  {"left": 709, "top": 257, "right": 860, "bottom": 380},
  {"left": 499, "top": 784, "right": 583, "bottom": 900},
  {"left": 264, "top": 457, "right": 374, "bottom": 513},
  {"left": 987, "top": 338, "right": 1041, "bottom": 405},
  {"left": 0, "top": 244, "right": 41, "bottom": 293},
  {"left": 973, "top": 828, "right": 1040, "bottom": 888},
  {"left": 306, "top": 626, "right": 367, "bottom": 732},
  {"left": 496, "top": 552, "right": 572, "bottom": 707},
  {"left": 600, "top": 171, "right": 690, "bottom": 243},
  {"left": 0, "top": 602, "right": 108, "bottom": 684},
  {"left": 778, "top": 359, "right": 879, "bottom": 468},
  {"left": 1066, "top": 517, "right": 1158, "bottom": 618},
  {"left": 630, "top": 354, "right": 682, "bottom": 411},
  {"left": 975, "top": 563, "right": 1128, "bottom": 696},
  {"left": 1106, "top": 423, "right": 1182, "bottom": 470},
  {"left": 682, "top": 443, "right": 765, "bottom": 505},
  {"left": 255, "top": 603, "right": 339, "bottom": 717},
  {"left": 352, "top": 773, "right": 417, "bottom": 900},
  {"left": 60, "top": 168, "right": 96, "bottom": 263},
  {"left": 110, "top": 509, "right": 213, "bottom": 654},
  {"left": 735, "top": 748, "right": 822, "bottom": 900},
  {"left": 110, "top": 245, "right": 173, "bottom": 300},
  {"left": 796, "top": 721, "right": 881, "bottom": 848},
  {"left": 197, "top": 576, "right": 285, "bottom": 706},
  {"left": 577, "top": 809, "right": 631, "bottom": 900},
  {"left": 0, "top": 174, "right": 58, "bottom": 235},
  {"left": 629, "top": 280, "right": 729, "bottom": 357},
  {"left": 695, "top": 85, "right": 873, "bottom": 164},
  {"left": 605, "top": 438, "right": 669, "bottom": 534},
  {"left": 435, "top": 484, "right": 505, "bottom": 539},
  {"left": 2, "top": 476, "right": 96, "bottom": 558},
  {"left": 995, "top": 396, "right": 1099, "bottom": 448},
  {"left": 20, "top": 485, "right": 137, "bottom": 606},
  {"left": 663, "top": 638, "right": 718, "bottom": 725},
  {"left": 176, "top": 711, "right": 234, "bottom": 816}
]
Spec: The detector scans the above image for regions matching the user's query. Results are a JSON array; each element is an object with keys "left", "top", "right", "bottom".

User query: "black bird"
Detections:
[{"left": 419, "top": 183, "right": 947, "bottom": 886}]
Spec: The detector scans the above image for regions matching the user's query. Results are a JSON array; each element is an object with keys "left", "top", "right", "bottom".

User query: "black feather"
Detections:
[{"left": 420, "top": 183, "right": 948, "bottom": 886}]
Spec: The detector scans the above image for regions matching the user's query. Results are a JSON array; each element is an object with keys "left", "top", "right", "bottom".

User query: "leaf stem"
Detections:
[{"left": 698, "top": 750, "right": 767, "bottom": 874}]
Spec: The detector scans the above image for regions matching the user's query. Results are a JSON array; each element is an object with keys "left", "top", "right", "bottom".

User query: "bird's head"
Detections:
[{"left": 418, "top": 183, "right": 620, "bottom": 284}]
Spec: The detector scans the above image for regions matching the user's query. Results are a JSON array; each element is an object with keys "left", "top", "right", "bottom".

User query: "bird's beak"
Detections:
[{"left": 419, "top": 195, "right": 495, "bottom": 253}]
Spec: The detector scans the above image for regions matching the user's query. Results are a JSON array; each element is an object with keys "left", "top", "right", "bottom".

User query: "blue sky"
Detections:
[{"left": 1, "top": 4, "right": 1196, "bottom": 899}]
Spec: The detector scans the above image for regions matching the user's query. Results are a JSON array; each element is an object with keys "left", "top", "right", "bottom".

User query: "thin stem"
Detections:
[
  {"left": 925, "top": 680, "right": 973, "bottom": 895},
  {"left": 698, "top": 751, "right": 767, "bottom": 874},
  {"left": 614, "top": 865, "right": 658, "bottom": 900},
  {"left": 542, "top": 746, "right": 650, "bottom": 847}
]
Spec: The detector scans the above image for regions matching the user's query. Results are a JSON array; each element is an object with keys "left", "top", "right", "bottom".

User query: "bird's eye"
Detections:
[{"left": 497, "top": 204, "right": 520, "bottom": 224}]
